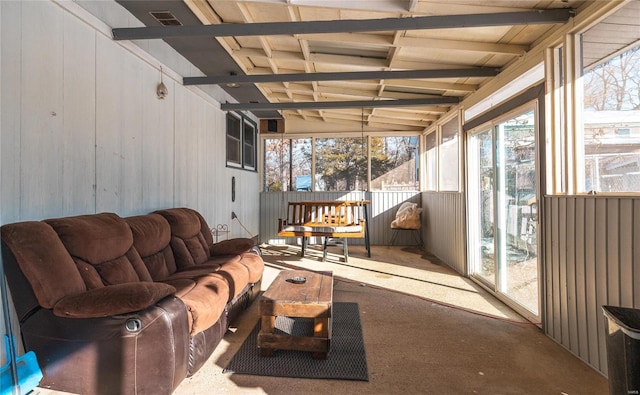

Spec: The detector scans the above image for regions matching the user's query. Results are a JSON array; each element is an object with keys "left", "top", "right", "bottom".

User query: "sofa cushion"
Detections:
[
  {"left": 162, "top": 278, "right": 196, "bottom": 298},
  {"left": 202, "top": 254, "right": 242, "bottom": 266},
  {"left": 161, "top": 255, "right": 242, "bottom": 281},
  {"left": 127, "top": 214, "right": 172, "bottom": 257},
  {"left": 163, "top": 275, "right": 229, "bottom": 334},
  {"left": 209, "top": 238, "right": 254, "bottom": 256},
  {"left": 238, "top": 253, "right": 265, "bottom": 284},
  {"left": 163, "top": 266, "right": 222, "bottom": 281},
  {"left": 215, "top": 261, "right": 250, "bottom": 300},
  {"left": 1, "top": 221, "right": 86, "bottom": 308},
  {"left": 46, "top": 213, "right": 153, "bottom": 286},
  {"left": 72, "top": 250, "right": 147, "bottom": 286},
  {"left": 155, "top": 208, "right": 201, "bottom": 240},
  {"left": 134, "top": 250, "right": 176, "bottom": 281},
  {"left": 155, "top": 208, "right": 211, "bottom": 267},
  {"left": 46, "top": 213, "right": 131, "bottom": 264},
  {"left": 53, "top": 282, "right": 176, "bottom": 318},
  {"left": 126, "top": 214, "right": 178, "bottom": 280}
]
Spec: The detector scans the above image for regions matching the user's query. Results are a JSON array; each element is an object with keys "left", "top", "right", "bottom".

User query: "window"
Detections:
[
  {"left": 370, "top": 136, "right": 419, "bottom": 191},
  {"left": 226, "top": 113, "right": 241, "bottom": 166},
  {"left": 243, "top": 121, "right": 256, "bottom": 170},
  {"left": 616, "top": 128, "right": 631, "bottom": 136},
  {"left": 263, "top": 138, "right": 290, "bottom": 191},
  {"left": 425, "top": 132, "right": 437, "bottom": 191},
  {"left": 262, "top": 134, "right": 419, "bottom": 192},
  {"left": 438, "top": 116, "right": 460, "bottom": 191},
  {"left": 550, "top": 45, "right": 566, "bottom": 194},
  {"left": 291, "top": 139, "right": 312, "bottom": 191},
  {"left": 226, "top": 112, "right": 257, "bottom": 171},
  {"left": 315, "top": 137, "right": 367, "bottom": 192},
  {"left": 263, "top": 138, "right": 311, "bottom": 191},
  {"left": 465, "top": 63, "right": 544, "bottom": 122},
  {"left": 578, "top": 4, "right": 640, "bottom": 193}
]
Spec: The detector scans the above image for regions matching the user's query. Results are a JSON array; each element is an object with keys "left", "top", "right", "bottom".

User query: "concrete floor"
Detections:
[
  {"left": 34, "top": 245, "right": 608, "bottom": 394},
  {"left": 173, "top": 244, "right": 607, "bottom": 395}
]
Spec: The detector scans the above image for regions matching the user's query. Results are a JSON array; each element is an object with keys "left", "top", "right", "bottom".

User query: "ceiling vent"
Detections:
[
  {"left": 149, "top": 11, "right": 182, "bottom": 26},
  {"left": 260, "top": 119, "right": 285, "bottom": 134}
]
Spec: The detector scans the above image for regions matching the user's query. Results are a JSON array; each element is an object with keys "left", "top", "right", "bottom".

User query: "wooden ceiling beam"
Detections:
[
  {"left": 300, "top": 32, "right": 528, "bottom": 56},
  {"left": 265, "top": 83, "right": 378, "bottom": 98},
  {"left": 370, "top": 116, "right": 431, "bottom": 127},
  {"left": 380, "top": 91, "right": 447, "bottom": 100},
  {"left": 300, "top": 32, "right": 394, "bottom": 47},
  {"left": 386, "top": 106, "right": 450, "bottom": 114},
  {"left": 396, "top": 36, "right": 528, "bottom": 55},
  {"left": 233, "top": 47, "right": 306, "bottom": 61},
  {"left": 374, "top": 109, "right": 440, "bottom": 121},
  {"left": 384, "top": 79, "right": 478, "bottom": 92},
  {"left": 183, "top": 0, "right": 222, "bottom": 24},
  {"left": 367, "top": 121, "right": 425, "bottom": 131}
]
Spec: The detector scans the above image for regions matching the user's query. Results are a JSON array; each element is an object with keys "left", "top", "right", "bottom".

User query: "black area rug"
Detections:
[{"left": 223, "top": 302, "right": 368, "bottom": 381}]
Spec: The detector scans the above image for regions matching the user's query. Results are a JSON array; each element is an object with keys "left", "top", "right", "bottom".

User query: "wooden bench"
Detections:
[{"left": 278, "top": 200, "right": 370, "bottom": 262}]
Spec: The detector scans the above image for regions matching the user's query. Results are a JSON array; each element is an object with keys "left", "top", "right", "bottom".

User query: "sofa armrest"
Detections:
[
  {"left": 53, "top": 282, "right": 176, "bottom": 318},
  {"left": 209, "top": 238, "right": 254, "bottom": 256}
]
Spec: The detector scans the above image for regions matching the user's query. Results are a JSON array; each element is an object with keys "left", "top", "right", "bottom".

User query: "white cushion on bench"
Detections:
[
  {"left": 282, "top": 225, "right": 363, "bottom": 234},
  {"left": 312, "top": 225, "right": 363, "bottom": 233},
  {"left": 282, "top": 225, "right": 314, "bottom": 232}
]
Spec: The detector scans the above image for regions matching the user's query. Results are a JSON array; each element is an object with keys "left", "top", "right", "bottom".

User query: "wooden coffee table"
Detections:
[{"left": 258, "top": 270, "right": 333, "bottom": 359}]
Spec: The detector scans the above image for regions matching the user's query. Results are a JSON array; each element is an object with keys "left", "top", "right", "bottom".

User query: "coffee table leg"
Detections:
[
  {"left": 313, "top": 317, "right": 330, "bottom": 359},
  {"left": 260, "top": 315, "right": 276, "bottom": 356}
]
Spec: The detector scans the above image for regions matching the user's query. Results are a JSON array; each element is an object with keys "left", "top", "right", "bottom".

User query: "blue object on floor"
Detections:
[
  {"left": 1, "top": 336, "right": 43, "bottom": 395},
  {"left": 2, "top": 252, "right": 43, "bottom": 395}
]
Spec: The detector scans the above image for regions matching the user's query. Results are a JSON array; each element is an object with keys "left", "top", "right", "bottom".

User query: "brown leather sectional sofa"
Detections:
[{"left": 0, "top": 207, "right": 264, "bottom": 395}]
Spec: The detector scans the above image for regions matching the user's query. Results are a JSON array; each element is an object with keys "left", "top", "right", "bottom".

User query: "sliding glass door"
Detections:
[
  {"left": 467, "top": 104, "right": 540, "bottom": 320},
  {"left": 468, "top": 128, "right": 496, "bottom": 286}
]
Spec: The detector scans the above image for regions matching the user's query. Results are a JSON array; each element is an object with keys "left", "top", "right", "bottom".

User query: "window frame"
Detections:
[
  {"left": 312, "top": 136, "right": 368, "bottom": 192},
  {"left": 369, "top": 135, "right": 420, "bottom": 192},
  {"left": 226, "top": 111, "right": 258, "bottom": 172},
  {"left": 576, "top": 35, "right": 640, "bottom": 194},
  {"left": 438, "top": 114, "right": 461, "bottom": 192},
  {"left": 544, "top": 1, "right": 637, "bottom": 196},
  {"left": 424, "top": 130, "right": 438, "bottom": 191},
  {"left": 242, "top": 119, "right": 257, "bottom": 170},
  {"left": 260, "top": 131, "right": 421, "bottom": 192}
]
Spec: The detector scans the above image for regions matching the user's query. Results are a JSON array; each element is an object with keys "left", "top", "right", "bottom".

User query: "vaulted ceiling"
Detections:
[{"left": 115, "top": 0, "right": 588, "bottom": 133}]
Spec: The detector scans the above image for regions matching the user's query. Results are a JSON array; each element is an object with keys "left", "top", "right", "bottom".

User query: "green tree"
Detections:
[
  {"left": 316, "top": 137, "right": 376, "bottom": 191},
  {"left": 369, "top": 137, "right": 395, "bottom": 181}
]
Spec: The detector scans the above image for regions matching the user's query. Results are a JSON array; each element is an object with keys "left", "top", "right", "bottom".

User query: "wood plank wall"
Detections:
[
  {"left": 0, "top": 1, "right": 259, "bottom": 237},
  {"left": 544, "top": 195, "right": 640, "bottom": 375},
  {"left": 259, "top": 191, "right": 421, "bottom": 246},
  {"left": 422, "top": 191, "right": 467, "bottom": 275}
]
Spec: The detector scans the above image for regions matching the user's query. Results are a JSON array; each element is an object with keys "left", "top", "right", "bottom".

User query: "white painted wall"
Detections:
[
  {"left": 0, "top": 0, "right": 260, "bottom": 347},
  {"left": 0, "top": 0, "right": 259, "bottom": 230}
]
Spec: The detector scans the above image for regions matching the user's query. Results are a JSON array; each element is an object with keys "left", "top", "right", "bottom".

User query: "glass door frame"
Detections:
[{"left": 466, "top": 101, "right": 542, "bottom": 324}]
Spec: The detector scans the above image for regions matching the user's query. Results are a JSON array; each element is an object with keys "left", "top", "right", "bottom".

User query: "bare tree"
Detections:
[
  {"left": 584, "top": 46, "right": 640, "bottom": 111},
  {"left": 264, "top": 139, "right": 290, "bottom": 191}
]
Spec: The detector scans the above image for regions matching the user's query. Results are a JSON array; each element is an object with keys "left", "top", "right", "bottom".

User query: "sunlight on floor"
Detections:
[{"left": 259, "top": 244, "right": 527, "bottom": 323}]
